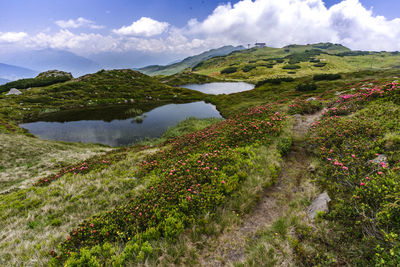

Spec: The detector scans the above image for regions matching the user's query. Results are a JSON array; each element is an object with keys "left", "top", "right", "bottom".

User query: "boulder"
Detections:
[
  {"left": 307, "top": 192, "right": 331, "bottom": 219},
  {"left": 6, "top": 88, "right": 22, "bottom": 95}
]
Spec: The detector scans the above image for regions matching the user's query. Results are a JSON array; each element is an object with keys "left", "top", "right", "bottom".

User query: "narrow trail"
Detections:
[{"left": 200, "top": 110, "right": 324, "bottom": 266}]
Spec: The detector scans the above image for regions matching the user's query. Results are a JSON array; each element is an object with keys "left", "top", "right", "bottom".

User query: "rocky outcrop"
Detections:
[
  {"left": 36, "top": 70, "right": 73, "bottom": 79},
  {"left": 6, "top": 88, "right": 22, "bottom": 95}
]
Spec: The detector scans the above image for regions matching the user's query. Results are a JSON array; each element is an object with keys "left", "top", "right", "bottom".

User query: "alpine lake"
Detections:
[{"left": 20, "top": 82, "right": 255, "bottom": 146}]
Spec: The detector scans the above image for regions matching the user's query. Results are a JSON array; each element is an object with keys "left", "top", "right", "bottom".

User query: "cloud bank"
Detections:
[
  {"left": 2, "top": 0, "right": 400, "bottom": 57},
  {"left": 55, "top": 17, "right": 104, "bottom": 29}
]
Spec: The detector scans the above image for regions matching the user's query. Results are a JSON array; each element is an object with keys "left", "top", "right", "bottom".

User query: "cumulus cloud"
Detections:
[
  {"left": 55, "top": 17, "right": 104, "bottom": 29},
  {"left": 187, "top": 0, "right": 400, "bottom": 51},
  {"left": 113, "top": 17, "right": 169, "bottom": 37},
  {"left": 0, "top": 32, "right": 28, "bottom": 43},
  {"left": 27, "top": 30, "right": 118, "bottom": 54},
  {"left": 4, "top": 0, "right": 400, "bottom": 58}
]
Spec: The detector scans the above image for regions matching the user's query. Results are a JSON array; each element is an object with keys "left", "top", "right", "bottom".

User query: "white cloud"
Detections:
[
  {"left": 0, "top": 32, "right": 27, "bottom": 43},
  {"left": 3, "top": 0, "right": 400, "bottom": 59},
  {"left": 26, "top": 30, "right": 118, "bottom": 54},
  {"left": 113, "top": 17, "right": 169, "bottom": 37},
  {"left": 186, "top": 0, "right": 400, "bottom": 51},
  {"left": 55, "top": 17, "right": 104, "bottom": 29}
]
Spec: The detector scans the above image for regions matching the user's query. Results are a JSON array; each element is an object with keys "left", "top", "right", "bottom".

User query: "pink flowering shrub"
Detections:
[
  {"left": 309, "top": 80, "right": 400, "bottom": 265},
  {"left": 53, "top": 105, "right": 285, "bottom": 264}
]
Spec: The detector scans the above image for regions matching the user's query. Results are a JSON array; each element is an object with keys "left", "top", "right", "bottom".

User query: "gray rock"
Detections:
[
  {"left": 6, "top": 88, "right": 22, "bottom": 95},
  {"left": 308, "top": 192, "right": 331, "bottom": 219},
  {"left": 308, "top": 164, "right": 316, "bottom": 172},
  {"left": 370, "top": 154, "right": 388, "bottom": 165}
]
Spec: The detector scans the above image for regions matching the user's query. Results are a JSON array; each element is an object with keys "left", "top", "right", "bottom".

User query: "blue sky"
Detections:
[
  {"left": 1, "top": 0, "right": 399, "bottom": 32},
  {"left": 1, "top": 0, "right": 400, "bottom": 67}
]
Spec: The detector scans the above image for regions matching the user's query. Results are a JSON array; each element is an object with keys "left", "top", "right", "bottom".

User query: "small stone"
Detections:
[
  {"left": 370, "top": 154, "right": 388, "bottom": 165},
  {"left": 308, "top": 164, "right": 316, "bottom": 172},
  {"left": 308, "top": 192, "right": 330, "bottom": 219},
  {"left": 306, "top": 97, "right": 316, "bottom": 102}
]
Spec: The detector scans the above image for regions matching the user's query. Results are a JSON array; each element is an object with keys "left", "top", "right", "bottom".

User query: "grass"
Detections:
[
  {"left": 0, "top": 145, "right": 154, "bottom": 266},
  {"left": 0, "top": 133, "right": 111, "bottom": 193}
]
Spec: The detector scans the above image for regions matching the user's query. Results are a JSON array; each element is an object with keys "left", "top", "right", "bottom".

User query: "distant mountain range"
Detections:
[
  {"left": 138, "top": 45, "right": 245, "bottom": 76},
  {"left": 0, "top": 77, "right": 10, "bottom": 85},
  {"left": 0, "top": 63, "right": 38, "bottom": 81},
  {"left": 0, "top": 49, "right": 101, "bottom": 77}
]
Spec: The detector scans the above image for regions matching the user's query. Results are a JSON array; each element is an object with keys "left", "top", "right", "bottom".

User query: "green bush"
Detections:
[
  {"left": 282, "top": 64, "right": 301, "bottom": 70},
  {"left": 0, "top": 75, "right": 72, "bottom": 93},
  {"left": 242, "top": 65, "right": 256, "bottom": 73},
  {"left": 313, "top": 74, "right": 341, "bottom": 81},
  {"left": 313, "top": 62, "right": 327, "bottom": 67},
  {"left": 295, "top": 82, "right": 317, "bottom": 92},
  {"left": 256, "top": 77, "right": 294, "bottom": 87},
  {"left": 220, "top": 67, "right": 238, "bottom": 74}
]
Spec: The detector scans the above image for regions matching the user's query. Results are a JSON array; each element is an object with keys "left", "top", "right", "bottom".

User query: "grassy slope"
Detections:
[
  {"left": 0, "top": 134, "right": 111, "bottom": 193},
  {"left": 138, "top": 45, "right": 244, "bottom": 76},
  {"left": 192, "top": 43, "right": 400, "bottom": 82}
]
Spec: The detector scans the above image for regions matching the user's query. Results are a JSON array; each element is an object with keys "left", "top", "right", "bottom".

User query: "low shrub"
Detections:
[
  {"left": 220, "top": 67, "right": 238, "bottom": 74},
  {"left": 242, "top": 65, "right": 256, "bottom": 73},
  {"left": 296, "top": 82, "right": 317, "bottom": 92},
  {"left": 313, "top": 74, "right": 341, "bottom": 81},
  {"left": 256, "top": 77, "right": 294, "bottom": 87},
  {"left": 313, "top": 62, "right": 327, "bottom": 67},
  {"left": 288, "top": 99, "right": 322, "bottom": 115},
  {"left": 282, "top": 64, "right": 301, "bottom": 70}
]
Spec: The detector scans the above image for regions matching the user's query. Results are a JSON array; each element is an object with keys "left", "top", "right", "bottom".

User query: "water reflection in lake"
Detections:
[
  {"left": 182, "top": 82, "right": 254, "bottom": 95},
  {"left": 20, "top": 101, "right": 222, "bottom": 146}
]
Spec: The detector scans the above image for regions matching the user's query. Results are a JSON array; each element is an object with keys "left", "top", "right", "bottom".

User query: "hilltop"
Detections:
[{"left": 138, "top": 45, "right": 244, "bottom": 76}]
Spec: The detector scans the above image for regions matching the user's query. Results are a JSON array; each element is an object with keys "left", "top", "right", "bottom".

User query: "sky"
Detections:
[{"left": 1, "top": 0, "right": 400, "bottom": 67}]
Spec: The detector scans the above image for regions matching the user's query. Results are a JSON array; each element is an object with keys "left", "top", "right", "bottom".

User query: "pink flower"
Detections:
[
  {"left": 378, "top": 171, "right": 383, "bottom": 175},
  {"left": 351, "top": 154, "right": 356, "bottom": 159},
  {"left": 221, "top": 180, "right": 226, "bottom": 184},
  {"left": 327, "top": 158, "right": 332, "bottom": 161},
  {"left": 360, "top": 182, "right": 366, "bottom": 186},
  {"left": 342, "top": 166, "right": 348, "bottom": 170}
]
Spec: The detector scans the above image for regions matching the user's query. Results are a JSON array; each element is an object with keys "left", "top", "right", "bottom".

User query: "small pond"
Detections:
[
  {"left": 19, "top": 101, "right": 222, "bottom": 147},
  {"left": 182, "top": 82, "right": 254, "bottom": 95}
]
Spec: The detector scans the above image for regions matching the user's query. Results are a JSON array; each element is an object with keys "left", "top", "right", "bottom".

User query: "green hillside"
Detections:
[
  {"left": 0, "top": 69, "right": 206, "bottom": 123},
  {"left": 191, "top": 43, "right": 400, "bottom": 82},
  {"left": 138, "top": 45, "right": 244, "bottom": 76}
]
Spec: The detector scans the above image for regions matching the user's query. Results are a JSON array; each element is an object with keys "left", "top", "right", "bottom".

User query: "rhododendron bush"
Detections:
[
  {"left": 53, "top": 105, "right": 285, "bottom": 264},
  {"left": 309, "top": 81, "right": 400, "bottom": 265}
]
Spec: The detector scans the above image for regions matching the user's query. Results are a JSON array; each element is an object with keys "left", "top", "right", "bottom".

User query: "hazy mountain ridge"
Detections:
[
  {"left": 0, "top": 63, "right": 38, "bottom": 81},
  {"left": 0, "top": 49, "right": 101, "bottom": 77},
  {"left": 138, "top": 45, "right": 245, "bottom": 76}
]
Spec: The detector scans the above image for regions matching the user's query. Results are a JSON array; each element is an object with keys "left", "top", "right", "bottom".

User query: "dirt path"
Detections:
[{"left": 199, "top": 110, "right": 324, "bottom": 266}]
